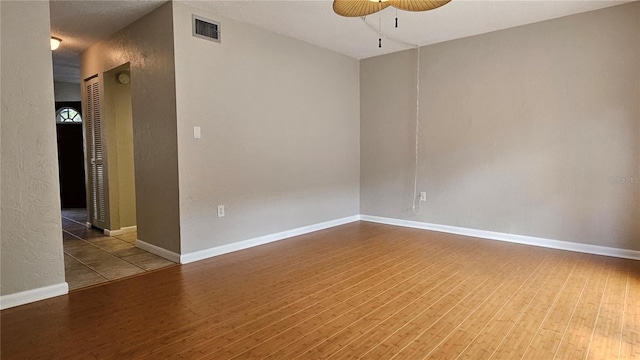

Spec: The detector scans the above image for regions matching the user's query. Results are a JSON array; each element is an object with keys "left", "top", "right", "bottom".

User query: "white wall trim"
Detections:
[
  {"left": 135, "top": 239, "right": 181, "bottom": 263},
  {"left": 0, "top": 282, "right": 69, "bottom": 310},
  {"left": 103, "top": 228, "right": 123, "bottom": 236},
  {"left": 138, "top": 214, "right": 638, "bottom": 267},
  {"left": 104, "top": 226, "right": 136, "bottom": 236},
  {"left": 122, "top": 226, "right": 137, "bottom": 234},
  {"left": 360, "top": 215, "right": 640, "bottom": 261},
  {"left": 180, "top": 215, "right": 361, "bottom": 264}
]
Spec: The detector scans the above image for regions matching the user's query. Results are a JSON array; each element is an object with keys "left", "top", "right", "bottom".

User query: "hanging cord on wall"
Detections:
[
  {"left": 412, "top": 47, "right": 421, "bottom": 215},
  {"left": 360, "top": 16, "right": 422, "bottom": 215}
]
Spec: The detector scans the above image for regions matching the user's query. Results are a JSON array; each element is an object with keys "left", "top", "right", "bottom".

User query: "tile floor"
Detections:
[{"left": 62, "top": 208, "right": 176, "bottom": 291}]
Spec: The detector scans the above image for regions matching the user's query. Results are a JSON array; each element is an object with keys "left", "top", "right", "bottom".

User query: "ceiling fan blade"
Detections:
[
  {"left": 333, "top": 0, "right": 392, "bottom": 17},
  {"left": 389, "top": 0, "right": 452, "bottom": 12}
]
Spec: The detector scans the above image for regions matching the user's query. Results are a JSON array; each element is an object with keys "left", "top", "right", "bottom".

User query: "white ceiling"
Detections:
[
  {"left": 50, "top": 0, "right": 166, "bottom": 83},
  {"left": 187, "top": 0, "right": 633, "bottom": 59},
  {"left": 49, "top": 0, "right": 634, "bottom": 83}
]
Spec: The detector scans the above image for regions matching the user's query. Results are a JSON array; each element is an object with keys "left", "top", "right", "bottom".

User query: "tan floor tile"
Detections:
[
  {"left": 121, "top": 252, "right": 175, "bottom": 271},
  {"left": 65, "top": 266, "right": 108, "bottom": 291},
  {"left": 111, "top": 246, "right": 147, "bottom": 257},
  {"left": 83, "top": 254, "right": 136, "bottom": 270},
  {"left": 68, "top": 228, "right": 105, "bottom": 240},
  {"left": 63, "top": 237, "right": 89, "bottom": 250},
  {"left": 64, "top": 243, "right": 107, "bottom": 258},
  {"left": 61, "top": 217, "right": 173, "bottom": 290},
  {"left": 62, "top": 231, "right": 79, "bottom": 240},
  {"left": 61, "top": 218, "right": 83, "bottom": 229},
  {"left": 115, "top": 232, "right": 138, "bottom": 243},
  {"left": 64, "top": 254, "right": 88, "bottom": 272},
  {"left": 91, "top": 238, "right": 135, "bottom": 253},
  {"left": 95, "top": 264, "right": 145, "bottom": 280}
]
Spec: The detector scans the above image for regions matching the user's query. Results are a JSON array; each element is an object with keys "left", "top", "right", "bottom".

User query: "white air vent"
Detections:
[{"left": 193, "top": 15, "right": 220, "bottom": 43}]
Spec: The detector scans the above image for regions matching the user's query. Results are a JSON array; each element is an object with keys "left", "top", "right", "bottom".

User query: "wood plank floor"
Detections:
[{"left": 1, "top": 222, "right": 638, "bottom": 359}]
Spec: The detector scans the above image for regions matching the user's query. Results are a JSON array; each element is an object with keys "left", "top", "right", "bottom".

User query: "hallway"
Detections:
[{"left": 62, "top": 209, "right": 176, "bottom": 290}]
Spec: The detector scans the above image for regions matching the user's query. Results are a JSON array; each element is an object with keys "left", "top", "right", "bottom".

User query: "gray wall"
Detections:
[
  {"left": 361, "top": 2, "right": 640, "bottom": 251},
  {"left": 81, "top": 2, "right": 181, "bottom": 253},
  {"left": 172, "top": 2, "right": 360, "bottom": 253},
  {"left": 1, "top": 1, "right": 66, "bottom": 295},
  {"left": 54, "top": 81, "right": 81, "bottom": 102}
]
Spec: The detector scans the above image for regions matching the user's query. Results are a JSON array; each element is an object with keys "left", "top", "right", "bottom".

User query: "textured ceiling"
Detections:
[
  {"left": 49, "top": 0, "right": 166, "bottom": 83},
  {"left": 49, "top": 0, "right": 633, "bottom": 84}
]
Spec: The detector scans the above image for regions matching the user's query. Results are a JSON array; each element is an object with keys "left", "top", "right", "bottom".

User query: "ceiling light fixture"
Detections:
[
  {"left": 333, "top": 0, "right": 451, "bottom": 47},
  {"left": 50, "top": 37, "right": 62, "bottom": 51},
  {"left": 333, "top": 0, "right": 451, "bottom": 17}
]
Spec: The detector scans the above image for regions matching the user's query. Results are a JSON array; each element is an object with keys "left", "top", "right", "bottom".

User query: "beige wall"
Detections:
[
  {"left": 54, "top": 81, "right": 81, "bottom": 102},
  {"left": 114, "top": 71, "right": 136, "bottom": 228},
  {"left": 1, "top": 1, "right": 66, "bottom": 295},
  {"left": 103, "top": 65, "right": 136, "bottom": 230},
  {"left": 80, "top": 2, "right": 180, "bottom": 252},
  {"left": 172, "top": 2, "right": 360, "bottom": 253},
  {"left": 361, "top": 2, "right": 640, "bottom": 251}
]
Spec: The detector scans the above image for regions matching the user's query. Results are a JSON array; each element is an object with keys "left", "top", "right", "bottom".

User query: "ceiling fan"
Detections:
[
  {"left": 333, "top": 0, "right": 451, "bottom": 18},
  {"left": 333, "top": 0, "right": 452, "bottom": 47}
]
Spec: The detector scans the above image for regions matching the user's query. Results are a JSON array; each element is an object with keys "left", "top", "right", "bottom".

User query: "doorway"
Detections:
[
  {"left": 55, "top": 101, "right": 87, "bottom": 209},
  {"left": 83, "top": 63, "right": 138, "bottom": 233},
  {"left": 102, "top": 63, "right": 137, "bottom": 234},
  {"left": 57, "top": 65, "right": 175, "bottom": 291},
  {"left": 53, "top": 84, "right": 93, "bottom": 236}
]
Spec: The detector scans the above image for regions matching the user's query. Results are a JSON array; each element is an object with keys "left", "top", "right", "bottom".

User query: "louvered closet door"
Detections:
[{"left": 85, "top": 77, "right": 108, "bottom": 230}]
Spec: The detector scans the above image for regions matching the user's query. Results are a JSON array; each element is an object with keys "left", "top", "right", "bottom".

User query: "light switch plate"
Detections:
[{"left": 194, "top": 126, "right": 201, "bottom": 139}]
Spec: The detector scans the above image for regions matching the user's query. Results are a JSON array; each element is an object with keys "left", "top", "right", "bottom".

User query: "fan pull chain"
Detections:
[
  {"left": 395, "top": 8, "right": 398, "bottom": 28},
  {"left": 378, "top": 0, "right": 382, "bottom": 47}
]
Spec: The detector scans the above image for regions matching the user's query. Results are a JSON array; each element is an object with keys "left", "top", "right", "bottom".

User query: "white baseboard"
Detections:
[
  {"left": 180, "top": 215, "right": 361, "bottom": 264},
  {"left": 136, "top": 214, "right": 638, "bottom": 266},
  {"left": 122, "top": 226, "right": 137, "bottom": 234},
  {"left": 360, "top": 215, "right": 640, "bottom": 261},
  {"left": 104, "top": 226, "right": 136, "bottom": 236},
  {"left": 103, "top": 228, "right": 123, "bottom": 236},
  {"left": 136, "top": 239, "right": 181, "bottom": 263},
  {"left": 0, "top": 282, "right": 69, "bottom": 310}
]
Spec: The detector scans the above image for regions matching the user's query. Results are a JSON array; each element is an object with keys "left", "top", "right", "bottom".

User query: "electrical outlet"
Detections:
[
  {"left": 420, "top": 192, "right": 427, "bottom": 202},
  {"left": 217, "top": 205, "right": 225, "bottom": 217}
]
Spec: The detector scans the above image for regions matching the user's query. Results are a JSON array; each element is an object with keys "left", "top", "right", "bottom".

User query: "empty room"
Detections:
[{"left": 1, "top": 0, "right": 638, "bottom": 359}]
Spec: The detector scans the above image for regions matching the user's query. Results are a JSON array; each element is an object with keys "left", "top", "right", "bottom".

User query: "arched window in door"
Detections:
[{"left": 56, "top": 107, "right": 82, "bottom": 123}]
